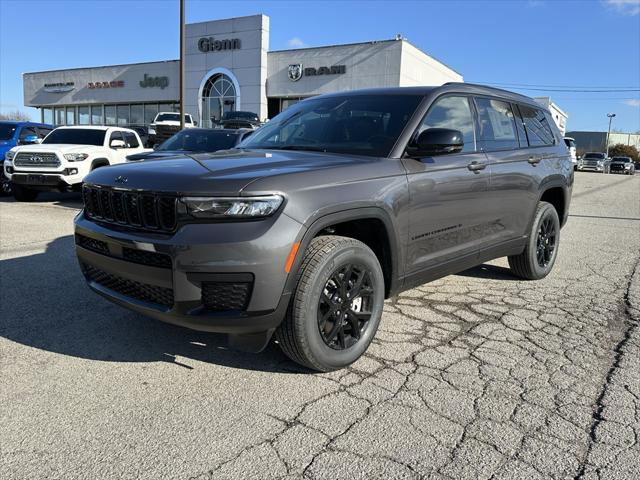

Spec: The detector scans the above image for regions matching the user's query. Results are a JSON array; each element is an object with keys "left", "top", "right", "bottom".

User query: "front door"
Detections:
[{"left": 403, "top": 95, "right": 493, "bottom": 280}]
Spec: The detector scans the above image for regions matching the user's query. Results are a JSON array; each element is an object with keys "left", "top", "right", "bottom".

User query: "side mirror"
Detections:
[
  {"left": 20, "top": 134, "right": 40, "bottom": 145},
  {"left": 193, "top": 121, "right": 198, "bottom": 126},
  {"left": 407, "top": 128, "right": 464, "bottom": 157},
  {"left": 110, "top": 139, "right": 126, "bottom": 149}
]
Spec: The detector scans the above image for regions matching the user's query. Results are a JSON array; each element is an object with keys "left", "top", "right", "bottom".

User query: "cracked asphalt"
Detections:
[{"left": 1, "top": 171, "right": 639, "bottom": 479}]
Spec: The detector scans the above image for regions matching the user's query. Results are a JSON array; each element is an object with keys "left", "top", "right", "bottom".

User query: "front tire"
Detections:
[
  {"left": 12, "top": 184, "right": 39, "bottom": 202},
  {"left": 508, "top": 201, "right": 560, "bottom": 280},
  {"left": 276, "top": 236, "right": 385, "bottom": 372}
]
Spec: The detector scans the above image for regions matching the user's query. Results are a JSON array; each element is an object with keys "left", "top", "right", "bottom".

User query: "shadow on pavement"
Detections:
[
  {"left": 0, "top": 192, "right": 83, "bottom": 209},
  {"left": 0, "top": 235, "right": 304, "bottom": 373},
  {"left": 456, "top": 263, "right": 518, "bottom": 281}
]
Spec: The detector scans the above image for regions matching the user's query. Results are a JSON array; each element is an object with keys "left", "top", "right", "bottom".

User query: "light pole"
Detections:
[
  {"left": 606, "top": 113, "right": 616, "bottom": 158},
  {"left": 179, "top": 0, "right": 185, "bottom": 130}
]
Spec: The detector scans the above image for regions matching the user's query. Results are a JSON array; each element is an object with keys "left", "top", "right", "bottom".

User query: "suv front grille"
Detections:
[
  {"left": 81, "top": 262, "right": 174, "bottom": 308},
  {"left": 14, "top": 152, "right": 60, "bottom": 168},
  {"left": 82, "top": 185, "right": 177, "bottom": 232},
  {"left": 201, "top": 281, "right": 252, "bottom": 312}
]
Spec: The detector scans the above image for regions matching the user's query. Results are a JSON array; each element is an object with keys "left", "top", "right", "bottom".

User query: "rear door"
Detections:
[
  {"left": 402, "top": 94, "right": 493, "bottom": 279},
  {"left": 473, "top": 96, "right": 539, "bottom": 245}
]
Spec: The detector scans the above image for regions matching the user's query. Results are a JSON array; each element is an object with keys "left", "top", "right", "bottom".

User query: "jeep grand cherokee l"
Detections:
[{"left": 75, "top": 84, "right": 572, "bottom": 371}]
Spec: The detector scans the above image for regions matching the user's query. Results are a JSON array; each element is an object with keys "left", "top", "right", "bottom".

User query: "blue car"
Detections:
[{"left": 0, "top": 121, "right": 54, "bottom": 195}]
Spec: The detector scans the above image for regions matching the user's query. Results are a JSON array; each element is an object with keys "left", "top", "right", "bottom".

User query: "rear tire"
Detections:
[
  {"left": 12, "top": 184, "right": 39, "bottom": 202},
  {"left": 508, "top": 201, "right": 560, "bottom": 280},
  {"left": 276, "top": 235, "right": 385, "bottom": 372}
]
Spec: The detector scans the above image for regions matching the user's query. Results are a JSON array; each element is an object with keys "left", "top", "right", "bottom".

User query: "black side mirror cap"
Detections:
[{"left": 407, "top": 128, "right": 464, "bottom": 157}]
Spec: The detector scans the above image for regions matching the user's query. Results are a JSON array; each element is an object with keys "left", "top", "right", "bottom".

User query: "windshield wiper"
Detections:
[{"left": 267, "top": 145, "right": 328, "bottom": 152}]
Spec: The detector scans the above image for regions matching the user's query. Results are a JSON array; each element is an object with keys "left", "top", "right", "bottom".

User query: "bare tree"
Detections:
[{"left": 0, "top": 110, "right": 32, "bottom": 121}]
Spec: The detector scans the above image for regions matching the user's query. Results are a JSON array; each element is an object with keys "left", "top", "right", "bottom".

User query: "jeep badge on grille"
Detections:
[{"left": 114, "top": 176, "right": 128, "bottom": 184}]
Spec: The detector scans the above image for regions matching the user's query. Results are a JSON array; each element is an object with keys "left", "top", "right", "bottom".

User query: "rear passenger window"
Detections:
[
  {"left": 123, "top": 131, "right": 139, "bottom": 148},
  {"left": 512, "top": 104, "right": 529, "bottom": 148},
  {"left": 474, "top": 97, "right": 518, "bottom": 151},
  {"left": 518, "top": 105, "right": 555, "bottom": 146},
  {"left": 418, "top": 95, "right": 476, "bottom": 152}
]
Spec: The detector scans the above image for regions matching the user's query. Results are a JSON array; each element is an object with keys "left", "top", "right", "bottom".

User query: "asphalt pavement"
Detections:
[{"left": 1, "top": 171, "right": 638, "bottom": 479}]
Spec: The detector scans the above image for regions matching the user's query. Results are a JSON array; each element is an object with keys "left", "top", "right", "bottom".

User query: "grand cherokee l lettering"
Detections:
[{"left": 75, "top": 84, "right": 573, "bottom": 371}]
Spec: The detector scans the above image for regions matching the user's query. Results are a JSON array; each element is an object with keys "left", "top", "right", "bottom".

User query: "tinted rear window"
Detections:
[
  {"left": 474, "top": 97, "right": 519, "bottom": 151},
  {"left": 518, "top": 105, "right": 555, "bottom": 146}
]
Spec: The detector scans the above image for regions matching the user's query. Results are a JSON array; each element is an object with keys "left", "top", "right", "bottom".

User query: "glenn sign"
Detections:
[{"left": 198, "top": 37, "right": 241, "bottom": 52}]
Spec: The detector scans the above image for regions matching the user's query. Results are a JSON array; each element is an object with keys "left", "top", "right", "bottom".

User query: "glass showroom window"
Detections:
[
  {"left": 91, "top": 105, "right": 103, "bottom": 125},
  {"left": 159, "top": 103, "right": 175, "bottom": 114},
  {"left": 130, "top": 104, "right": 144, "bottom": 125},
  {"left": 78, "top": 106, "right": 90, "bottom": 125},
  {"left": 54, "top": 107, "right": 65, "bottom": 125},
  {"left": 42, "top": 108, "right": 53, "bottom": 125},
  {"left": 144, "top": 104, "right": 158, "bottom": 125},
  {"left": 117, "top": 104, "right": 130, "bottom": 126},
  {"left": 105, "top": 105, "right": 116, "bottom": 125},
  {"left": 66, "top": 106, "right": 76, "bottom": 125}
]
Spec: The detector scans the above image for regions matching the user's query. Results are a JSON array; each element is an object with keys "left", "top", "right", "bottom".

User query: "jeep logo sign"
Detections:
[
  {"left": 197, "top": 37, "right": 241, "bottom": 52},
  {"left": 140, "top": 74, "right": 169, "bottom": 89}
]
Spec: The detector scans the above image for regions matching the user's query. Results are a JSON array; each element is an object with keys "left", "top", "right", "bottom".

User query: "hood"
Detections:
[
  {"left": 84, "top": 149, "right": 382, "bottom": 195},
  {"left": 126, "top": 150, "right": 189, "bottom": 161},
  {"left": 14, "top": 144, "right": 103, "bottom": 153}
]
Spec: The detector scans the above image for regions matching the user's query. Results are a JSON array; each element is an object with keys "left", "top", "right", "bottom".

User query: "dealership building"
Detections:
[{"left": 23, "top": 14, "right": 463, "bottom": 128}]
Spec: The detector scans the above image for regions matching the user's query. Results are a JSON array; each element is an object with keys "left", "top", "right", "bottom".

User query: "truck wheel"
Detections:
[
  {"left": 12, "top": 184, "right": 39, "bottom": 202},
  {"left": 508, "top": 201, "right": 560, "bottom": 280},
  {"left": 276, "top": 235, "right": 385, "bottom": 372}
]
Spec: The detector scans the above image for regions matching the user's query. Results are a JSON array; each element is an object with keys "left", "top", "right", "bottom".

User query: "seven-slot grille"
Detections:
[
  {"left": 14, "top": 152, "right": 60, "bottom": 167},
  {"left": 82, "top": 185, "right": 177, "bottom": 232}
]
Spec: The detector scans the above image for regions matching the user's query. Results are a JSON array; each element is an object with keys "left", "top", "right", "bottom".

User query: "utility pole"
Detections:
[
  {"left": 606, "top": 113, "right": 616, "bottom": 158},
  {"left": 179, "top": 0, "right": 185, "bottom": 130}
]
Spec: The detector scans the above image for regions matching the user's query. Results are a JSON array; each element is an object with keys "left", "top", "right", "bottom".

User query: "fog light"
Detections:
[
  {"left": 6, "top": 166, "right": 13, "bottom": 174},
  {"left": 65, "top": 168, "right": 78, "bottom": 175}
]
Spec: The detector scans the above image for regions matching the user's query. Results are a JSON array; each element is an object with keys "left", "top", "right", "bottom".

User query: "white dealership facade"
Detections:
[{"left": 23, "top": 14, "right": 463, "bottom": 128}]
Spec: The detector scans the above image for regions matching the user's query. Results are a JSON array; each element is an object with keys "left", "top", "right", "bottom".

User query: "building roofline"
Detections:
[{"left": 23, "top": 59, "right": 179, "bottom": 76}]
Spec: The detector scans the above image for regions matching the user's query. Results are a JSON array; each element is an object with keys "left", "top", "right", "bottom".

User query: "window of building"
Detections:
[
  {"left": 117, "top": 105, "right": 130, "bottom": 126},
  {"left": 130, "top": 104, "right": 144, "bottom": 125},
  {"left": 37, "top": 127, "right": 53, "bottom": 139},
  {"left": 42, "top": 108, "right": 53, "bottom": 125},
  {"left": 66, "top": 106, "right": 76, "bottom": 126},
  {"left": 91, "top": 105, "right": 103, "bottom": 125},
  {"left": 418, "top": 95, "right": 476, "bottom": 152},
  {"left": 78, "top": 106, "right": 90, "bottom": 125},
  {"left": 474, "top": 97, "right": 518, "bottom": 151},
  {"left": 54, "top": 107, "right": 65, "bottom": 125},
  {"left": 144, "top": 104, "right": 158, "bottom": 125},
  {"left": 201, "top": 73, "right": 238, "bottom": 128},
  {"left": 105, "top": 105, "right": 116, "bottom": 125},
  {"left": 518, "top": 104, "right": 556, "bottom": 146}
]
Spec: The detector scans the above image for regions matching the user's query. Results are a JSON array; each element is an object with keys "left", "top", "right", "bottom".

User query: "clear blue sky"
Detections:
[{"left": 1, "top": 0, "right": 639, "bottom": 132}]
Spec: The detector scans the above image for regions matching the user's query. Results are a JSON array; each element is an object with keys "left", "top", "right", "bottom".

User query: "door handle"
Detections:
[
  {"left": 467, "top": 161, "right": 487, "bottom": 173},
  {"left": 528, "top": 155, "right": 542, "bottom": 165}
]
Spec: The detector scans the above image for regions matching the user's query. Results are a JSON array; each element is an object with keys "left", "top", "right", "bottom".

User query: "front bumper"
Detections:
[{"left": 74, "top": 211, "right": 304, "bottom": 335}]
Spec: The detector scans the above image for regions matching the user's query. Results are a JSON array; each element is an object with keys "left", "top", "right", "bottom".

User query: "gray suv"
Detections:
[{"left": 74, "top": 84, "right": 573, "bottom": 371}]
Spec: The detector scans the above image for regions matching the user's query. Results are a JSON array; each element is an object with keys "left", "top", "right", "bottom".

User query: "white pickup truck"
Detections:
[
  {"left": 149, "top": 112, "right": 196, "bottom": 145},
  {"left": 4, "top": 126, "right": 150, "bottom": 201}
]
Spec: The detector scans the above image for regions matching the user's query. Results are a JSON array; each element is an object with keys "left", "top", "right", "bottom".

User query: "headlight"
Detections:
[
  {"left": 148, "top": 127, "right": 156, "bottom": 135},
  {"left": 181, "top": 195, "right": 283, "bottom": 218},
  {"left": 64, "top": 153, "right": 89, "bottom": 162},
  {"left": 5, "top": 150, "right": 15, "bottom": 161}
]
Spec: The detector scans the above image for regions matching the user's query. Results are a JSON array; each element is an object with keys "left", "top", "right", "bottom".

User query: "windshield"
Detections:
[
  {"left": 611, "top": 157, "right": 630, "bottom": 162},
  {"left": 155, "top": 113, "right": 189, "bottom": 122},
  {"left": 158, "top": 129, "right": 239, "bottom": 152},
  {"left": 584, "top": 153, "right": 605, "bottom": 159},
  {"left": 223, "top": 111, "right": 258, "bottom": 121},
  {"left": 239, "top": 94, "right": 423, "bottom": 157},
  {"left": 42, "top": 128, "right": 106, "bottom": 146},
  {"left": 0, "top": 124, "right": 18, "bottom": 141}
]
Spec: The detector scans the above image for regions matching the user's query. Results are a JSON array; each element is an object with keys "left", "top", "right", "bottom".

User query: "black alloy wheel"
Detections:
[
  {"left": 318, "top": 263, "right": 375, "bottom": 350},
  {"left": 535, "top": 216, "right": 557, "bottom": 268}
]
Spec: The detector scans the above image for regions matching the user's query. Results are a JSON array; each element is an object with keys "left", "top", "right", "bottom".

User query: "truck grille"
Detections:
[
  {"left": 82, "top": 185, "right": 177, "bottom": 232},
  {"left": 14, "top": 152, "right": 60, "bottom": 168},
  {"left": 81, "top": 262, "right": 174, "bottom": 308},
  {"left": 155, "top": 125, "right": 181, "bottom": 142}
]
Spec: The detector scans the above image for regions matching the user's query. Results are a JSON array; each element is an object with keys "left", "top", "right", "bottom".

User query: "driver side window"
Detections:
[{"left": 417, "top": 96, "right": 476, "bottom": 152}]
